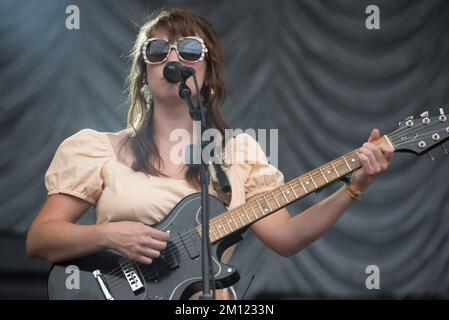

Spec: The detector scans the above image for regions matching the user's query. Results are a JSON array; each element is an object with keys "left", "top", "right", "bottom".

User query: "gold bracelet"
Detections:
[{"left": 345, "top": 183, "right": 364, "bottom": 200}]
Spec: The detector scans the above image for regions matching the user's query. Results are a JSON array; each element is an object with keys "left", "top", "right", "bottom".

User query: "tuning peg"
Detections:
[
  {"left": 405, "top": 115, "right": 415, "bottom": 127},
  {"left": 420, "top": 111, "right": 430, "bottom": 124},
  {"left": 427, "top": 152, "right": 436, "bottom": 161},
  {"left": 439, "top": 108, "right": 447, "bottom": 122},
  {"left": 442, "top": 144, "right": 449, "bottom": 155}
]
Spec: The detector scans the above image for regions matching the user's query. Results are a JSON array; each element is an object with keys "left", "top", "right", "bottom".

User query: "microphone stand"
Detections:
[{"left": 178, "top": 77, "right": 215, "bottom": 300}]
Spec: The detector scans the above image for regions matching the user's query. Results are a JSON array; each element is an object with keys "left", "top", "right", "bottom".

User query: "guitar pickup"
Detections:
[
  {"left": 179, "top": 228, "right": 199, "bottom": 260},
  {"left": 162, "top": 242, "right": 179, "bottom": 269}
]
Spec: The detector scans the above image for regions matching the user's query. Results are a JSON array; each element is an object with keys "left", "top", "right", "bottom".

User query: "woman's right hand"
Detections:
[{"left": 102, "top": 221, "right": 170, "bottom": 265}]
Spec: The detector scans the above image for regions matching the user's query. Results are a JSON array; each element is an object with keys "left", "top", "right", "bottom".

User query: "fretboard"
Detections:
[{"left": 198, "top": 136, "right": 392, "bottom": 243}]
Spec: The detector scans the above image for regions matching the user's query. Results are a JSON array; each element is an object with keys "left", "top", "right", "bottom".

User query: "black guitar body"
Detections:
[
  {"left": 48, "top": 193, "right": 242, "bottom": 300},
  {"left": 48, "top": 109, "right": 449, "bottom": 299}
]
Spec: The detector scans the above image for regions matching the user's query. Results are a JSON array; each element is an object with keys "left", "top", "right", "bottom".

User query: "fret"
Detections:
[
  {"left": 206, "top": 147, "right": 368, "bottom": 242},
  {"left": 214, "top": 215, "right": 224, "bottom": 235},
  {"left": 236, "top": 208, "right": 245, "bottom": 226},
  {"left": 288, "top": 182, "right": 298, "bottom": 198},
  {"left": 223, "top": 213, "right": 233, "bottom": 232},
  {"left": 304, "top": 178, "right": 311, "bottom": 188},
  {"left": 228, "top": 211, "right": 239, "bottom": 229},
  {"left": 319, "top": 167, "right": 329, "bottom": 183},
  {"left": 242, "top": 206, "right": 252, "bottom": 222},
  {"left": 342, "top": 155, "right": 352, "bottom": 170},
  {"left": 330, "top": 161, "right": 340, "bottom": 177},
  {"left": 271, "top": 191, "right": 281, "bottom": 207},
  {"left": 280, "top": 186, "right": 289, "bottom": 202},
  {"left": 284, "top": 187, "right": 291, "bottom": 199},
  {"left": 263, "top": 194, "right": 273, "bottom": 211},
  {"left": 308, "top": 172, "right": 318, "bottom": 188},
  {"left": 354, "top": 150, "right": 360, "bottom": 161},
  {"left": 217, "top": 215, "right": 228, "bottom": 235},
  {"left": 209, "top": 226, "right": 218, "bottom": 241},
  {"left": 215, "top": 220, "right": 224, "bottom": 238},
  {"left": 348, "top": 153, "right": 358, "bottom": 166},
  {"left": 255, "top": 198, "right": 266, "bottom": 215},
  {"left": 222, "top": 215, "right": 232, "bottom": 234},
  {"left": 298, "top": 178, "right": 307, "bottom": 193},
  {"left": 251, "top": 203, "right": 260, "bottom": 219}
]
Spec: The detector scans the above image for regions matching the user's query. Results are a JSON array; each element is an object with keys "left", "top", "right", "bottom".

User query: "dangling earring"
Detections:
[
  {"left": 141, "top": 74, "right": 152, "bottom": 110},
  {"left": 142, "top": 84, "right": 151, "bottom": 108},
  {"left": 201, "top": 85, "right": 215, "bottom": 104}
]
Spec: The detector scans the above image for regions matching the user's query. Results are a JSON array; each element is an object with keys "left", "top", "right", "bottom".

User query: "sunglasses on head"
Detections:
[{"left": 142, "top": 36, "right": 208, "bottom": 64}]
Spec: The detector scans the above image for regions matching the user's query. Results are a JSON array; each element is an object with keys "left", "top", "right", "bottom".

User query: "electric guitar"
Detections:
[{"left": 48, "top": 110, "right": 449, "bottom": 299}]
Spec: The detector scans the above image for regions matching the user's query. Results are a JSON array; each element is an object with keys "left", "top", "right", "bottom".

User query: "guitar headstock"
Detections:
[{"left": 387, "top": 108, "right": 449, "bottom": 156}]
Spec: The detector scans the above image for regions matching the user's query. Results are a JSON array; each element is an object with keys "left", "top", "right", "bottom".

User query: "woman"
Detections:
[{"left": 26, "top": 8, "right": 394, "bottom": 299}]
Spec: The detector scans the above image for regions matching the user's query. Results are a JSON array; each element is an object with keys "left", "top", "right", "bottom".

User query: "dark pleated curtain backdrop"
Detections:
[{"left": 1, "top": 0, "right": 449, "bottom": 299}]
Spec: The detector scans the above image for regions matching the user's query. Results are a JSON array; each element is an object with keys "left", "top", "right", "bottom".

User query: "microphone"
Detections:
[{"left": 163, "top": 61, "right": 195, "bottom": 83}]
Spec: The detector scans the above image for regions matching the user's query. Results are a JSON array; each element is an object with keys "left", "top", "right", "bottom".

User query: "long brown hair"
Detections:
[{"left": 124, "top": 8, "right": 228, "bottom": 189}]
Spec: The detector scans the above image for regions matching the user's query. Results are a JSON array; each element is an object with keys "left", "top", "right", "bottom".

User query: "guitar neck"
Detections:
[{"left": 200, "top": 135, "right": 393, "bottom": 243}]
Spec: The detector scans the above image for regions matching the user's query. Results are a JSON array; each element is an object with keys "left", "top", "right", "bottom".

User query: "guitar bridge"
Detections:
[{"left": 120, "top": 261, "right": 144, "bottom": 294}]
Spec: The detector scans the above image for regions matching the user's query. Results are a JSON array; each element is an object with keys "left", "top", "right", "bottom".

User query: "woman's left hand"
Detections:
[{"left": 350, "top": 128, "right": 394, "bottom": 192}]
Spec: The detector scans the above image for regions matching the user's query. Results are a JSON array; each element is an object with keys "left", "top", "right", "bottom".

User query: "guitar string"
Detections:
[
  {"left": 103, "top": 127, "right": 442, "bottom": 288},
  {"left": 106, "top": 155, "right": 364, "bottom": 294},
  {"left": 392, "top": 130, "right": 448, "bottom": 148},
  {"left": 109, "top": 120, "right": 446, "bottom": 279},
  {"left": 101, "top": 146, "right": 380, "bottom": 285},
  {"left": 388, "top": 121, "right": 427, "bottom": 142},
  {"left": 103, "top": 158, "right": 363, "bottom": 288},
  {"left": 106, "top": 233, "right": 203, "bottom": 294},
  {"left": 53, "top": 115, "right": 444, "bottom": 296},
  {"left": 106, "top": 163, "right": 355, "bottom": 289},
  {"left": 390, "top": 125, "right": 448, "bottom": 148},
  {"left": 389, "top": 116, "right": 447, "bottom": 143},
  {"left": 104, "top": 228, "right": 200, "bottom": 285},
  {"left": 105, "top": 119, "right": 449, "bottom": 291},
  {"left": 388, "top": 116, "right": 448, "bottom": 147}
]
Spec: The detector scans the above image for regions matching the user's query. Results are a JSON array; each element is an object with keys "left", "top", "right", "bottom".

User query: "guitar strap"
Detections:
[{"left": 210, "top": 161, "right": 232, "bottom": 207}]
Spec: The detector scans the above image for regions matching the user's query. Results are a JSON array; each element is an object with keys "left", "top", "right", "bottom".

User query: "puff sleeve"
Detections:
[
  {"left": 44, "top": 129, "right": 115, "bottom": 205},
  {"left": 226, "top": 133, "right": 284, "bottom": 200}
]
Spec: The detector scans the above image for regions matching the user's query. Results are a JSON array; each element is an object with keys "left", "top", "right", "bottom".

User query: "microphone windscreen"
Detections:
[{"left": 163, "top": 61, "right": 182, "bottom": 83}]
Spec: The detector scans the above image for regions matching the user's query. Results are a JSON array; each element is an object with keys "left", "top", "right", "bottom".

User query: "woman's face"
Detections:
[{"left": 145, "top": 29, "right": 207, "bottom": 104}]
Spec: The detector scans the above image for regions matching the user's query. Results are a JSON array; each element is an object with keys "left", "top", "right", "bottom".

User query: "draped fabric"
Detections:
[{"left": 1, "top": 0, "right": 449, "bottom": 298}]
